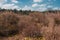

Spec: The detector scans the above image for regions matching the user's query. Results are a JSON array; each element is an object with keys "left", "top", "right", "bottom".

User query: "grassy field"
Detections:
[{"left": 0, "top": 10, "right": 60, "bottom": 40}]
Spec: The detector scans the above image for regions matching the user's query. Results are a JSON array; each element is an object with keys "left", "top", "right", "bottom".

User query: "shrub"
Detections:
[
  {"left": 54, "top": 18, "right": 60, "bottom": 26},
  {"left": 0, "top": 13, "right": 19, "bottom": 37}
]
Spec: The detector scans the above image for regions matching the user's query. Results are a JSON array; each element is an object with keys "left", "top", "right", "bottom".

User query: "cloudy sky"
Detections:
[{"left": 0, "top": 0, "right": 60, "bottom": 11}]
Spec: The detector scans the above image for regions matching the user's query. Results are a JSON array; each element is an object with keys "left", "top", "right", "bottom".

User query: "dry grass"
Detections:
[{"left": 0, "top": 11, "right": 60, "bottom": 40}]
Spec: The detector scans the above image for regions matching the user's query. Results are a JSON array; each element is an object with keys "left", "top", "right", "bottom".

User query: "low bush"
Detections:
[
  {"left": 0, "top": 13, "right": 19, "bottom": 37},
  {"left": 54, "top": 18, "right": 60, "bottom": 26}
]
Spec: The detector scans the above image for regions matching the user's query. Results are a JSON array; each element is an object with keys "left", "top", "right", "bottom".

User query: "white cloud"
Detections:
[
  {"left": 37, "top": 5, "right": 47, "bottom": 11},
  {"left": 0, "top": 4, "right": 21, "bottom": 10},
  {"left": 32, "top": 4, "right": 47, "bottom": 7},
  {"left": 53, "top": 7, "right": 59, "bottom": 10},
  {"left": 38, "top": 7, "right": 47, "bottom": 11},
  {"left": 32, "top": 3, "right": 38, "bottom": 7},
  {"left": 0, "top": 0, "right": 7, "bottom": 4},
  {"left": 0, "top": 0, "right": 19, "bottom": 10},
  {"left": 47, "top": 5, "right": 53, "bottom": 8},
  {"left": 11, "top": 0, "right": 18, "bottom": 3},
  {"left": 0, "top": 0, "right": 6, "bottom": 2},
  {"left": 32, "top": 4, "right": 54, "bottom": 11},
  {"left": 33, "top": 0, "right": 42, "bottom": 2},
  {"left": 5, "top": 0, "right": 7, "bottom": 2},
  {"left": 39, "top": 4, "right": 47, "bottom": 7},
  {"left": 1, "top": 4, "right": 14, "bottom": 9},
  {"left": 22, "top": 5, "right": 31, "bottom": 10},
  {"left": 48, "top": 0, "right": 56, "bottom": 1},
  {"left": 32, "top": 3, "right": 48, "bottom": 11}
]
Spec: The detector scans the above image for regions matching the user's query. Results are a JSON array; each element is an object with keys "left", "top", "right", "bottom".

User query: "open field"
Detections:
[{"left": 0, "top": 10, "right": 60, "bottom": 40}]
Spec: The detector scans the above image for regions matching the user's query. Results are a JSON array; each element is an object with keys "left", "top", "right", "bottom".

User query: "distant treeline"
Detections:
[{"left": 0, "top": 8, "right": 60, "bottom": 15}]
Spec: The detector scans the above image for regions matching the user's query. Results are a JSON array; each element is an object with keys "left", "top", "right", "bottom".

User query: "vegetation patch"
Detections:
[
  {"left": 24, "top": 37, "right": 45, "bottom": 40},
  {"left": 0, "top": 13, "right": 19, "bottom": 37}
]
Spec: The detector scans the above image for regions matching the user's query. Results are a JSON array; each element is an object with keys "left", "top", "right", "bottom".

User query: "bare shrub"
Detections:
[
  {"left": 54, "top": 18, "right": 60, "bottom": 25},
  {"left": 0, "top": 13, "right": 19, "bottom": 37}
]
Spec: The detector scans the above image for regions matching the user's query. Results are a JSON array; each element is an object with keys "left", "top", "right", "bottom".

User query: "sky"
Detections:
[{"left": 0, "top": 0, "right": 60, "bottom": 11}]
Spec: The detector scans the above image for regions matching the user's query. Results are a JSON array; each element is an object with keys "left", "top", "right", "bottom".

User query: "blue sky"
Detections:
[{"left": 0, "top": 0, "right": 60, "bottom": 11}]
